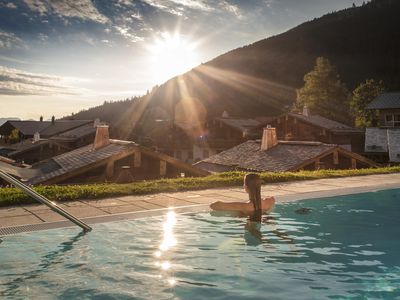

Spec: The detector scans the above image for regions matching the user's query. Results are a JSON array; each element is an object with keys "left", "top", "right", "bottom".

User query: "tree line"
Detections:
[{"left": 295, "top": 56, "right": 385, "bottom": 127}]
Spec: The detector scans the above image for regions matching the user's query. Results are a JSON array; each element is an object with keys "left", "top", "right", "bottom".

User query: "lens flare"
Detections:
[{"left": 148, "top": 32, "right": 199, "bottom": 84}]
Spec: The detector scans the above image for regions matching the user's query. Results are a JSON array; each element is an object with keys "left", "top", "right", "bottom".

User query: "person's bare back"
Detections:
[{"left": 210, "top": 173, "right": 275, "bottom": 214}]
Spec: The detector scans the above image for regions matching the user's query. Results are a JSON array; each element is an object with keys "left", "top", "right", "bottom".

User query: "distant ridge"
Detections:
[
  {"left": 70, "top": 0, "right": 400, "bottom": 140},
  {"left": 0, "top": 118, "right": 20, "bottom": 126}
]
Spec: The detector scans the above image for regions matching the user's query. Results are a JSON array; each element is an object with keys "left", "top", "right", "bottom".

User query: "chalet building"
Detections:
[
  {"left": 266, "top": 107, "right": 364, "bottom": 153},
  {"left": 195, "top": 127, "right": 378, "bottom": 173},
  {"left": 0, "top": 156, "right": 38, "bottom": 186},
  {"left": 0, "top": 119, "right": 93, "bottom": 142},
  {"left": 192, "top": 111, "right": 263, "bottom": 162},
  {"left": 0, "top": 125, "right": 208, "bottom": 186},
  {"left": 0, "top": 120, "right": 97, "bottom": 164},
  {"left": 365, "top": 92, "right": 400, "bottom": 163},
  {"left": 152, "top": 124, "right": 195, "bottom": 164},
  {"left": 154, "top": 111, "right": 263, "bottom": 164}
]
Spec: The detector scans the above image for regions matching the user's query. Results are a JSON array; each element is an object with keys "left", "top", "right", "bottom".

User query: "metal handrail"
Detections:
[{"left": 0, "top": 169, "right": 92, "bottom": 232}]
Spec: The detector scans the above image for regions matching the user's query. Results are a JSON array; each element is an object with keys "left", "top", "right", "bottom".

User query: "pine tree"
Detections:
[
  {"left": 8, "top": 128, "right": 20, "bottom": 143},
  {"left": 351, "top": 79, "right": 385, "bottom": 127},
  {"left": 295, "top": 57, "right": 351, "bottom": 124}
]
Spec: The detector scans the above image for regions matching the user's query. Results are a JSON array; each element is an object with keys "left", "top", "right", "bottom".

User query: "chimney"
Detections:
[
  {"left": 261, "top": 126, "right": 278, "bottom": 151},
  {"left": 39, "top": 116, "right": 43, "bottom": 122},
  {"left": 51, "top": 116, "right": 55, "bottom": 124},
  {"left": 302, "top": 105, "right": 310, "bottom": 117},
  {"left": 93, "top": 125, "right": 110, "bottom": 150},
  {"left": 93, "top": 118, "right": 100, "bottom": 127},
  {"left": 33, "top": 132, "right": 40, "bottom": 143},
  {"left": 221, "top": 110, "right": 229, "bottom": 118}
]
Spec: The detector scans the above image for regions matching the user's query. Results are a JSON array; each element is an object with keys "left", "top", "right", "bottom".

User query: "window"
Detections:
[
  {"left": 203, "top": 149, "right": 209, "bottom": 158},
  {"left": 176, "top": 150, "right": 182, "bottom": 159},
  {"left": 384, "top": 114, "right": 400, "bottom": 127},
  {"left": 188, "top": 151, "right": 193, "bottom": 159}
]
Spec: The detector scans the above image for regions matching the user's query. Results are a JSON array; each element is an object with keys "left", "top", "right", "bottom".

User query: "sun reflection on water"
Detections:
[
  {"left": 154, "top": 210, "right": 178, "bottom": 287},
  {"left": 159, "top": 211, "right": 177, "bottom": 251}
]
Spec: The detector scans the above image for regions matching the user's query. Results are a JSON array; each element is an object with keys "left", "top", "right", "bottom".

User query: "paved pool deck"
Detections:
[{"left": 0, "top": 173, "right": 399, "bottom": 234}]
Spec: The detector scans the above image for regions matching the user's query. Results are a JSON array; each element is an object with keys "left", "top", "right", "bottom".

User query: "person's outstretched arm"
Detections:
[
  {"left": 210, "top": 197, "right": 275, "bottom": 212},
  {"left": 210, "top": 201, "right": 253, "bottom": 212},
  {"left": 262, "top": 197, "right": 275, "bottom": 212}
]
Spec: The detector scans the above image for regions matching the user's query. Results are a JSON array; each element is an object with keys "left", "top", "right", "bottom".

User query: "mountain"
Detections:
[
  {"left": 0, "top": 117, "right": 20, "bottom": 126},
  {"left": 70, "top": 0, "right": 400, "bottom": 140}
]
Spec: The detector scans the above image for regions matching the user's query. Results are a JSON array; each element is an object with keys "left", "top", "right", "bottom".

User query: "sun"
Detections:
[{"left": 148, "top": 32, "right": 199, "bottom": 84}]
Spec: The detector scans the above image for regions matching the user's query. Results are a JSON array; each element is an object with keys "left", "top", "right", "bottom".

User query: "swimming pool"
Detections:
[{"left": 1, "top": 188, "right": 399, "bottom": 299}]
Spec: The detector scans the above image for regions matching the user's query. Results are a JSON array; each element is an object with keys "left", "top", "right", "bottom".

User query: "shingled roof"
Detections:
[
  {"left": 27, "top": 141, "right": 138, "bottom": 184},
  {"left": 25, "top": 139, "right": 208, "bottom": 185},
  {"left": 287, "top": 113, "right": 362, "bottom": 133},
  {"left": 0, "top": 121, "right": 50, "bottom": 136},
  {"left": 216, "top": 117, "right": 261, "bottom": 133},
  {"left": 0, "top": 120, "right": 93, "bottom": 137},
  {"left": 0, "top": 160, "right": 40, "bottom": 179},
  {"left": 49, "top": 123, "right": 96, "bottom": 142},
  {"left": 195, "top": 140, "right": 337, "bottom": 172},
  {"left": 366, "top": 92, "right": 400, "bottom": 109},
  {"left": 39, "top": 120, "right": 92, "bottom": 137},
  {"left": 195, "top": 139, "right": 377, "bottom": 173},
  {"left": 7, "top": 139, "right": 53, "bottom": 157}
]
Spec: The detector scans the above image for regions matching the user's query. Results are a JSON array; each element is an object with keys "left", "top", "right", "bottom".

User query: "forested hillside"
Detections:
[{"left": 69, "top": 0, "right": 400, "bottom": 139}]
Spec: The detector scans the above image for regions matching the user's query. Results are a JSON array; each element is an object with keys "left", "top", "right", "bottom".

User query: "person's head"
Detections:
[{"left": 244, "top": 173, "right": 262, "bottom": 211}]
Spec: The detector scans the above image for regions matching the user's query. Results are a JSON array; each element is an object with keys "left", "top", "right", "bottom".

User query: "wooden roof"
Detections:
[
  {"left": 0, "top": 121, "right": 50, "bottom": 136},
  {"left": 0, "top": 160, "right": 40, "bottom": 179},
  {"left": 28, "top": 142, "right": 136, "bottom": 184},
  {"left": 195, "top": 139, "right": 377, "bottom": 173},
  {"left": 49, "top": 124, "right": 96, "bottom": 142},
  {"left": 0, "top": 120, "right": 92, "bottom": 137},
  {"left": 366, "top": 92, "right": 400, "bottom": 109},
  {"left": 287, "top": 113, "right": 362, "bottom": 134},
  {"left": 216, "top": 117, "right": 261, "bottom": 133},
  {"left": 7, "top": 139, "right": 51, "bottom": 157},
  {"left": 39, "top": 120, "right": 93, "bottom": 137},
  {"left": 26, "top": 139, "right": 208, "bottom": 185}
]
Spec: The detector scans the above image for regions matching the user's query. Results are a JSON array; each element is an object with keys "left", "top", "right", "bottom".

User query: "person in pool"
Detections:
[{"left": 210, "top": 173, "right": 275, "bottom": 213}]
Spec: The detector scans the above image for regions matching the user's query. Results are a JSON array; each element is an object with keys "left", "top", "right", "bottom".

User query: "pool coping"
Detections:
[{"left": 1, "top": 174, "right": 399, "bottom": 237}]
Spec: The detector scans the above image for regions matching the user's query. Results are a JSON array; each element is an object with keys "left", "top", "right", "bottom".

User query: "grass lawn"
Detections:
[{"left": 1, "top": 167, "right": 399, "bottom": 207}]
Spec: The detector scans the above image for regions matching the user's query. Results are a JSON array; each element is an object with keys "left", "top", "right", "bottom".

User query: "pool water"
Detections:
[{"left": 1, "top": 189, "right": 400, "bottom": 299}]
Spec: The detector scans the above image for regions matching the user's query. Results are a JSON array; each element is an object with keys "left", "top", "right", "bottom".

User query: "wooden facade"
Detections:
[
  {"left": 268, "top": 114, "right": 364, "bottom": 153},
  {"left": 378, "top": 108, "right": 400, "bottom": 128}
]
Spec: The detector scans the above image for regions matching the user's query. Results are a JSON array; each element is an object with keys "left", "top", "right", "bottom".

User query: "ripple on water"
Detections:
[{"left": 1, "top": 189, "right": 400, "bottom": 299}]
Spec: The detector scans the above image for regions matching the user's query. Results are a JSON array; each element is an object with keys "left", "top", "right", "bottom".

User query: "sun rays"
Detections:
[
  {"left": 116, "top": 50, "right": 295, "bottom": 142},
  {"left": 148, "top": 32, "right": 199, "bottom": 85}
]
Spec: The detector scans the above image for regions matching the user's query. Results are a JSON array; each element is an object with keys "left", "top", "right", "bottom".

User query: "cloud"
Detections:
[
  {"left": 114, "top": 26, "right": 145, "bottom": 43},
  {"left": 142, "top": 0, "right": 212, "bottom": 15},
  {"left": 22, "top": 0, "right": 108, "bottom": 23},
  {"left": 0, "top": 66, "right": 79, "bottom": 96},
  {"left": 167, "top": 0, "right": 213, "bottom": 11},
  {"left": 22, "top": 0, "right": 47, "bottom": 15},
  {"left": 0, "top": 31, "right": 26, "bottom": 49},
  {"left": 1, "top": 2, "right": 17, "bottom": 9},
  {"left": 221, "top": 2, "right": 243, "bottom": 19}
]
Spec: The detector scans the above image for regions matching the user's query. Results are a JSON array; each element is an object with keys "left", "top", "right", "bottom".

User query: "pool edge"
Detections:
[{"left": 1, "top": 182, "right": 399, "bottom": 236}]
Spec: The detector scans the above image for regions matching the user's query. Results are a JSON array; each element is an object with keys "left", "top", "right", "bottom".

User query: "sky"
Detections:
[{"left": 0, "top": 0, "right": 365, "bottom": 120}]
